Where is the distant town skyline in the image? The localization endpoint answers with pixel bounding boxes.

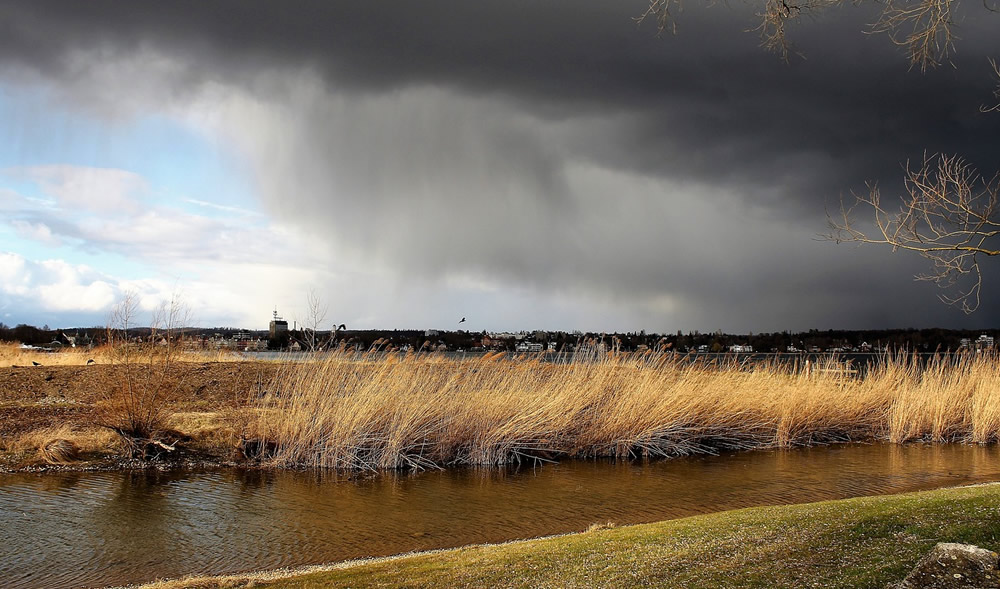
[1,1,998,333]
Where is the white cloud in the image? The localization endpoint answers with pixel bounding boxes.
[11,220,62,247]
[0,250,329,328]
[0,253,115,312]
[0,188,21,211]
[9,164,148,213]
[1,161,329,269]
[0,252,31,296]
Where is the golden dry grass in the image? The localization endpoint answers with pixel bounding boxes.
[0,342,247,367]
[167,411,236,450]
[244,350,1000,471]
[12,425,118,461]
[0,342,111,366]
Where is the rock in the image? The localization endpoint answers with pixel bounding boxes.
[889,543,1000,589]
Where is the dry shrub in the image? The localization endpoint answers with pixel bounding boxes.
[94,292,188,459]
[244,349,1000,471]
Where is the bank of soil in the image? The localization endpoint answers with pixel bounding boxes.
[0,362,281,470]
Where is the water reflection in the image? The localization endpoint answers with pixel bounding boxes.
[2,443,999,589]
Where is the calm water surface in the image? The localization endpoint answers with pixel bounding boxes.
[2,443,1000,589]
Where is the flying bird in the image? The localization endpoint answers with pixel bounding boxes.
[459,317,466,324]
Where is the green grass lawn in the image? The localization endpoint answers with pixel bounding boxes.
[148,483,1000,589]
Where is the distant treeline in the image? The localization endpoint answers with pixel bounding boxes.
[1,322,996,353]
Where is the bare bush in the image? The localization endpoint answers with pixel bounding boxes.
[95,291,190,459]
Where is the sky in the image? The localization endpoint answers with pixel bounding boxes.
[0,1,998,333]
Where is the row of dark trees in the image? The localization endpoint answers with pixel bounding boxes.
[0,323,104,346]
[2,322,996,354]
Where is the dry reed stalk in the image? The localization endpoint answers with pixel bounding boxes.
[245,349,1000,471]
[970,359,1000,443]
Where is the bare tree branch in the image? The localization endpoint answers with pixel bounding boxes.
[638,1,999,310]
[983,57,1000,112]
[639,0,969,69]
[825,154,1000,312]
[635,0,685,35]
[753,0,844,60]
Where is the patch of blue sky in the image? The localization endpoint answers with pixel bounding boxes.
[0,177,49,203]
[0,84,259,219]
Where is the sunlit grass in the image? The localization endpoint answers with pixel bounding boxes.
[245,350,1000,470]
[0,342,248,366]
[7,425,118,463]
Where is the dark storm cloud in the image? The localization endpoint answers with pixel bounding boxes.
[1,0,998,330]
[4,1,997,182]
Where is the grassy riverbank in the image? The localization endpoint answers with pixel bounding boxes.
[135,482,1000,588]
[6,348,1000,472]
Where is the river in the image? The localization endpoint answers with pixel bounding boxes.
[2,443,999,588]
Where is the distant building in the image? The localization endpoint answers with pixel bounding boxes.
[269,309,288,340]
[959,335,994,351]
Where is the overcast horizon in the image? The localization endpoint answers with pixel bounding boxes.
[1,1,998,333]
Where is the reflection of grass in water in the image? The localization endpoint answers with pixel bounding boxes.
[134,483,1000,589]
[244,350,1000,471]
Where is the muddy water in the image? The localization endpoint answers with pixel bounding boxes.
[3,443,1000,589]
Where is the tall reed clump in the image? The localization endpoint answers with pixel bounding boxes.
[243,348,1000,471]
[885,352,1000,443]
